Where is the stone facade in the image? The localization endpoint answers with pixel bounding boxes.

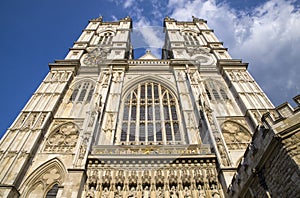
[0,16,294,198]
[228,95,300,197]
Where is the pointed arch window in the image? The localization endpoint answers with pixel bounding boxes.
[118,82,183,145]
[205,81,230,101]
[99,32,113,45]
[182,32,199,46]
[212,89,220,100]
[46,184,59,198]
[69,81,95,103]
[220,89,228,100]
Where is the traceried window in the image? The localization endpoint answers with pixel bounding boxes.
[69,81,95,103]
[99,32,113,45]
[204,80,229,101]
[118,82,183,145]
[183,32,199,46]
[46,184,59,198]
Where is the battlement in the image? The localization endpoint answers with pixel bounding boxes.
[262,94,300,128]
[228,95,300,197]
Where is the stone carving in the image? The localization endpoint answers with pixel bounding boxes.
[215,137,230,166]
[42,168,61,185]
[142,170,151,188]
[83,46,110,66]
[210,184,220,198]
[44,122,79,153]
[127,186,137,198]
[187,47,210,57]
[86,187,95,198]
[115,170,125,191]
[156,186,164,198]
[102,170,112,190]
[101,187,110,198]
[114,185,123,198]
[87,170,99,190]
[183,186,192,198]
[83,165,224,198]
[222,121,251,150]
[182,169,191,188]
[170,185,178,198]
[142,186,150,198]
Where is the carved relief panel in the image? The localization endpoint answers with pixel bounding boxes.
[83,160,224,198]
[44,122,79,153]
[221,121,251,150]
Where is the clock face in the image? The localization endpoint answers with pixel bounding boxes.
[82,47,110,66]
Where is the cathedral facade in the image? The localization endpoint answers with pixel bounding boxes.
[0,16,296,198]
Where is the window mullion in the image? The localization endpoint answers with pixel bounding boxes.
[168,94,175,143]
[159,85,166,144]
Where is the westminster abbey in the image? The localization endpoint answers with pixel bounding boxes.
[0,16,299,198]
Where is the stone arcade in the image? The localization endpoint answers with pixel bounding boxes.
[0,16,299,198]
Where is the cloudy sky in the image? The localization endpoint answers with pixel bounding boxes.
[0,0,299,137]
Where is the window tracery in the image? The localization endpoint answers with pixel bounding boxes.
[182,32,199,46]
[44,122,79,153]
[45,184,59,198]
[118,82,183,145]
[204,80,229,101]
[99,32,114,45]
[70,81,95,103]
[222,121,251,150]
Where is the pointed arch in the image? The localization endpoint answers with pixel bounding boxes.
[122,75,178,99]
[20,158,67,198]
[69,79,96,103]
[117,81,184,145]
[203,78,230,101]
[221,121,252,150]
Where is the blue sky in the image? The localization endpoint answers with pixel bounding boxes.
[0,0,300,137]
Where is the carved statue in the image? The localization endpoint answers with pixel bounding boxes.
[102,170,111,187]
[183,186,192,198]
[211,184,220,198]
[156,186,164,198]
[115,185,123,198]
[129,171,138,186]
[86,187,95,198]
[155,170,164,186]
[170,185,178,198]
[198,190,206,198]
[101,187,109,198]
[142,170,151,187]
[142,186,150,198]
[182,169,190,187]
[116,170,125,183]
[127,186,137,198]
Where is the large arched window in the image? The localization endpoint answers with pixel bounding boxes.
[118,82,183,145]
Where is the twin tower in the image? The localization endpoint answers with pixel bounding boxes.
[0,16,275,197]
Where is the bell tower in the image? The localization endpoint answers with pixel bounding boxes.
[163,16,274,187]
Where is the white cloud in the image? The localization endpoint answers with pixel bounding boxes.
[166,0,300,105]
[115,0,300,105]
[111,15,118,21]
[132,17,164,57]
[124,0,134,8]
